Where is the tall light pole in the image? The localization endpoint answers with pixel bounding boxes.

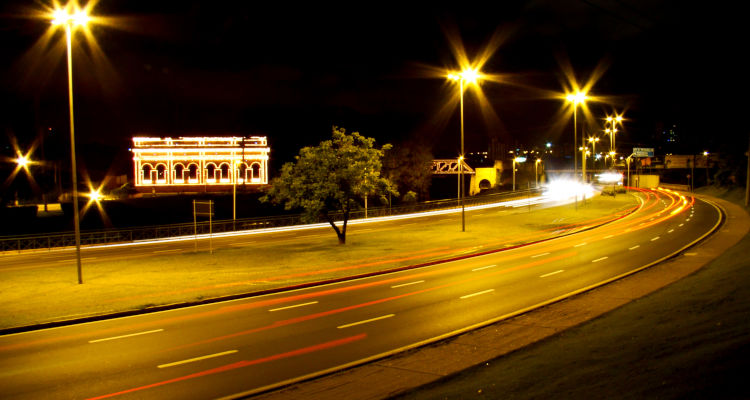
[566,91,587,210]
[535,158,541,187]
[566,92,587,181]
[580,146,589,183]
[51,4,90,284]
[605,114,623,161]
[588,137,599,171]
[703,151,710,185]
[448,68,481,232]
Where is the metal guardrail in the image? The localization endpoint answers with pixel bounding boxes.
[0,188,542,253]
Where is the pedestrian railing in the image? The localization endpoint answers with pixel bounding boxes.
[0,188,542,253]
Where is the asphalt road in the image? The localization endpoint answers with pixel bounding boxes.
[0,188,721,399]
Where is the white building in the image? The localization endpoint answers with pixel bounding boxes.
[131,136,270,192]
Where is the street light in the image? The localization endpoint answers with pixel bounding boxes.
[566,92,587,182]
[588,137,599,171]
[50,3,91,284]
[579,146,589,183]
[605,114,623,157]
[566,91,587,210]
[15,155,30,168]
[703,151,710,185]
[448,67,482,232]
[512,156,526,191]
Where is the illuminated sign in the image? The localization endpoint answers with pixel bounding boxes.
[132,136,270,190]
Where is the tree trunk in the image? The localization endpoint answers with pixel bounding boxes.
[324,212,347,244]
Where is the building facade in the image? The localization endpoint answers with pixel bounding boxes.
[131,136,270,192]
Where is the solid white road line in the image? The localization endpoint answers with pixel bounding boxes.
[337,314,395,329]
[592,257,609,263]
[268,301,319,312]
[460,289,495,299]
[158,350,238,369]
[531,252,550,258]
[629,245,640,250]
[472,264,497,271]
[540,270,564,278]
[89,329,164,343]
[391,280,425,288]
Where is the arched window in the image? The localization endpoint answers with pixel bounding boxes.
[250,163,261,182]
[187,163,199,183]
[174,163,185,184]
[238,163,248,183]
[156,164,167,183]
[219,163,230,183]
[142,164,154,184]
[206,163,217,183]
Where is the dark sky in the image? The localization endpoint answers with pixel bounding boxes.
[1,1,745,178]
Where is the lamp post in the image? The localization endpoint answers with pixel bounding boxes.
[448,68,481,232]
[535,158,541,187]
[605,114,623,160]
[703,151,710,185]
[566,92,587,181]
[580,146,589,183]
[51,4,90,284]
[588,137,599,171]
[513,156,526,191]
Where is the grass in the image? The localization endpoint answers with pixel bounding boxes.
[0,194,637,329]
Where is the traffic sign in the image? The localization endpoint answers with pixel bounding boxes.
[633,147,654,157]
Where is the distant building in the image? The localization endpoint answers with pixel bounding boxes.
[131,136,270,193]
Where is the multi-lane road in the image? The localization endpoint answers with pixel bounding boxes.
[0,188,722,399]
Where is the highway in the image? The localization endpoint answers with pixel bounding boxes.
[0,188,722,399]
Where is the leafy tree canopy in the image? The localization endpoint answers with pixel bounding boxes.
[262,127,396,244]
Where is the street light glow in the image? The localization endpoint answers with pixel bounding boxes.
[15,155,30,168]
[447,68,482,85]
[51,6,90,27]
[566,91,587,105]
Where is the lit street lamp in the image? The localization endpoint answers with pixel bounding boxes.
[605,114,623,158]
[50,3,91,284]
[566,91,587,183]
[512,156,526,191]
[703,151,710,185]
[448,67,482,232]
[588,137,599,171]
[579,146,589,183]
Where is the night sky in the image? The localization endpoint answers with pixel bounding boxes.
[0,1,744,180]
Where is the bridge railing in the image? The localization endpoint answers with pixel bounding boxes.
[0,188,541,253]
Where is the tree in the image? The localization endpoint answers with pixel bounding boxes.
[262,127,396,244]
[383,139,433,201]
